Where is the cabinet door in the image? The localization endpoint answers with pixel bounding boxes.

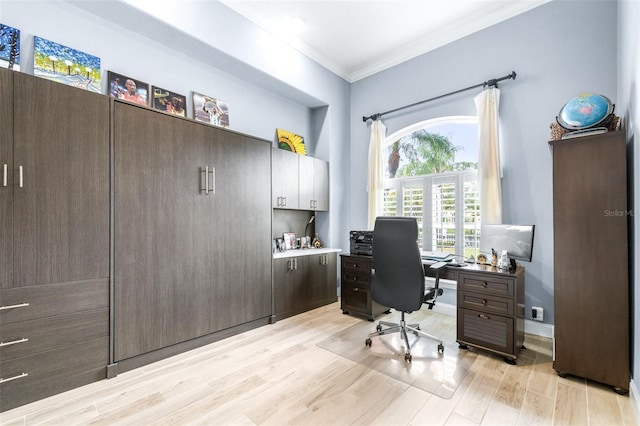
[114,103,211,360]
[298,155,314,210]
[209,130,271,331]
[0,68,13,289]
[307,253,337,307]
[273,257,305,319]
[12,72,109,288]
[272,148,299,209]
[312,158,329,211]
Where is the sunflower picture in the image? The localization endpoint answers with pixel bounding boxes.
[276,128,307,155]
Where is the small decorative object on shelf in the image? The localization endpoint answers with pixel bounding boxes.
[312,233,322,248]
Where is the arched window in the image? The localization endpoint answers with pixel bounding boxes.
[382,116,480,259]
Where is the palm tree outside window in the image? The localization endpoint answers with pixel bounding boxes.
[382,117,481,259]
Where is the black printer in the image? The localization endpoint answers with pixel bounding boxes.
[349,230,373,256]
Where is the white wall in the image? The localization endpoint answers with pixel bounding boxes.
[618,0,640,409]
[349,0,618,325]
[0,0,352,251]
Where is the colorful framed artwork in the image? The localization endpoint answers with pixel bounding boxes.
[33,36,101,93]
[192,92,229,128]
[0,24,20,70]
[107,71,149,106]
[152,86,186,117]
[276,128,307,155]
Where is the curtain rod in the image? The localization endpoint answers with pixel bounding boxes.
[362,71,517,122]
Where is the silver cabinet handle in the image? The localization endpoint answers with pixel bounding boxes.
[0,337,29,347]
[19,165,23,188]
[0,302,30,311]
[210,167,215,194]
[2,164,6,187]
[0,372,28,384]
[205,166,209,194]
[282,196,286,207]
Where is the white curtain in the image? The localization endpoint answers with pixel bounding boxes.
[474,87,502,224]
[367,119,386,229]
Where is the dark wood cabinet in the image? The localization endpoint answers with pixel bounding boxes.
[273,252,338,320]
[0,69,109,411]
[456,266,524,363]
[550,131,629,392]
[114,102,271,361]
[272,149,329,211]
[272,148,299,209]
[340,254,388,320]
[299,155,329,211]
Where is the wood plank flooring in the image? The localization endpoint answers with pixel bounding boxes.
[1,302,637,425]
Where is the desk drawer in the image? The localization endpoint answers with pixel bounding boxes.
[342,268,371,287]
[458,291,513,317]
[457,308,514,355]
[341,256,372,271]
[341,282,370,313]
[458,272,514,297]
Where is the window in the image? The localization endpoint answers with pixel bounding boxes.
[382,117,480,258]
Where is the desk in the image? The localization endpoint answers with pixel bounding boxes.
[340,254,525,363]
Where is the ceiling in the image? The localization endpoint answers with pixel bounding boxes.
[219,0,551,82]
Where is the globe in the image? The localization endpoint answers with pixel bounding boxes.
[557,93,613,130]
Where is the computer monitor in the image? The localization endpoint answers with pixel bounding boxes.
[479,224,535,263]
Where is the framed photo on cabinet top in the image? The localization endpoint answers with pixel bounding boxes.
[0,23,20,70]
[108,71,149,106]
[193,92,229,128]
[33,36,101,93]
[152,86,186,117]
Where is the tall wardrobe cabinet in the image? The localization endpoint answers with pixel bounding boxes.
[550,131,629,392]
[0,69,110,411]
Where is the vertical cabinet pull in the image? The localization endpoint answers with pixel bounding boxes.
[19,165,23,188]
[209,167,215,194]
[201,166,215,195]
[2,164,6,187]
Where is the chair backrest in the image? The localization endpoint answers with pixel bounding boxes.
[371,216,425,313]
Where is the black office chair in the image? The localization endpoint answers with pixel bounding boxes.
[365,217,444,362]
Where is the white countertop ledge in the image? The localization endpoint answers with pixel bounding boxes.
[273,248,342,259]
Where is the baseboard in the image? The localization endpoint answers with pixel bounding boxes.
[524,319,554,338]
[432,302,456,317]
[630,379,640,421]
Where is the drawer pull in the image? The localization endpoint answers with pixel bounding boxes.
[478,314,490,320]
[0,337,29,347]
[352,264,358,268]
[0,372,28,384]
[352,277,357,281]
[482,299,488,305]
[353,288,359,292]
[482,281,488,288]
[0,302,30,311]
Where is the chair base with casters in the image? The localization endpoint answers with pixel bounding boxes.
[365,259,447,362]
[365,311,444,362]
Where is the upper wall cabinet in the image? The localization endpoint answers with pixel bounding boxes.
[272,148,329,212]
[272,148,299,209]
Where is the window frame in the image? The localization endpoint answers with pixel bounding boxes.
[382,116,479,256]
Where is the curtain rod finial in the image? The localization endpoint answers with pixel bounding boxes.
[510,71,517,80]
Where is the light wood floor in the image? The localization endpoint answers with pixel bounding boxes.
[1,301,637,425]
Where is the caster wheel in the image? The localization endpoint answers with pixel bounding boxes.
[404,353,412,362]
[556,371,568,378]
[504,358,516,365]
[416,325,421,330]
[376,324,382,332]
[458,343,469,350]
[365,338,372,347]
[438,344,444,354]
